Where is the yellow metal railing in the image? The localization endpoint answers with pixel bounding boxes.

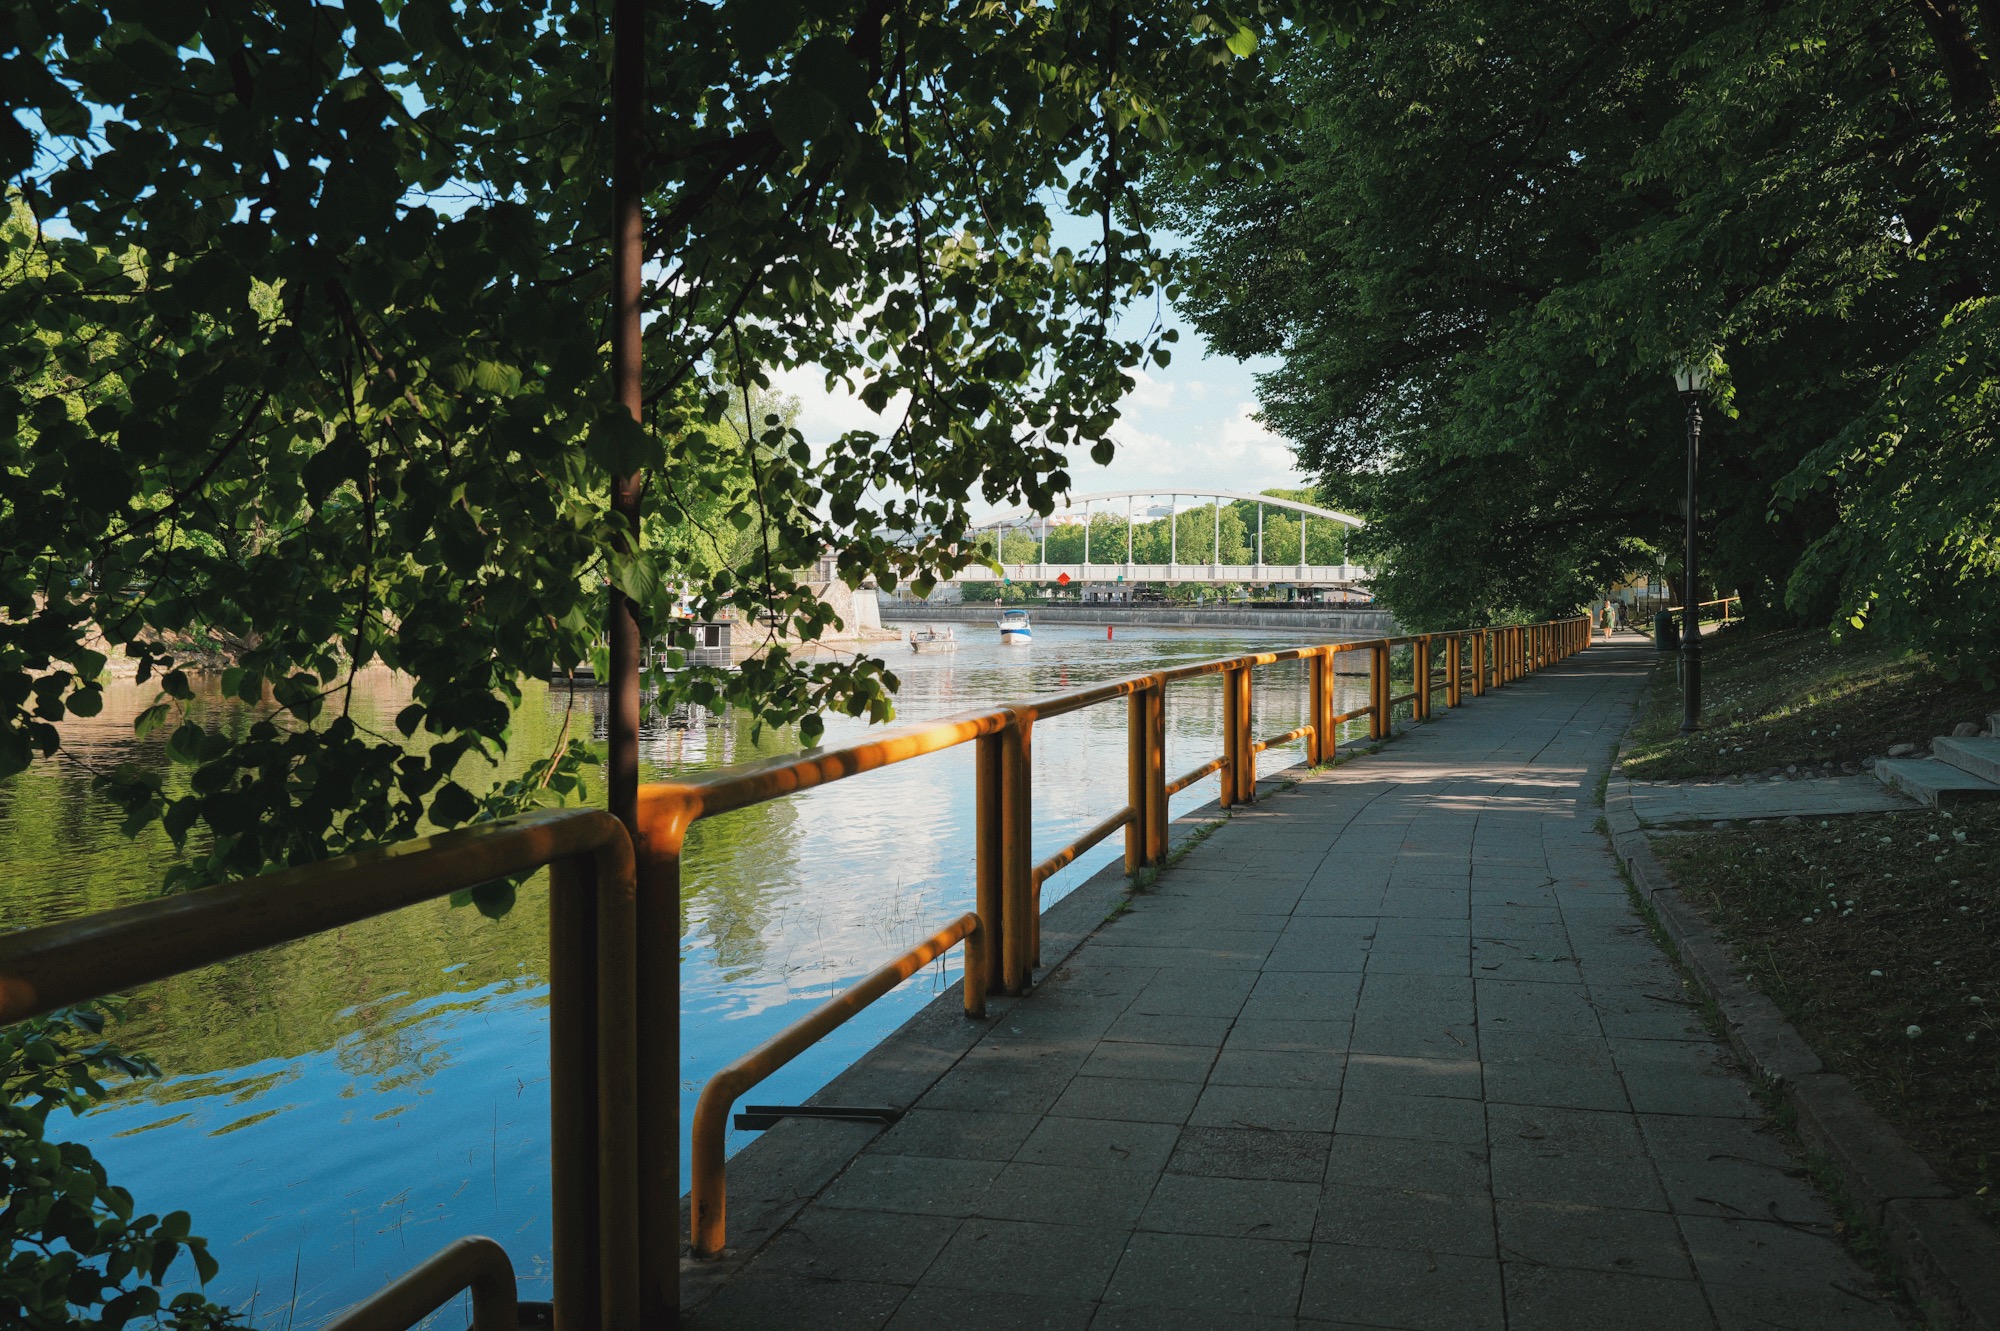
[1666,595,1741,625]
[0,612,1594,1329]
[645,613,1594,1271]
[0,807,643,1330]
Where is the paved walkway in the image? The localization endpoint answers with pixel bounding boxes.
[688,643,1903,1330]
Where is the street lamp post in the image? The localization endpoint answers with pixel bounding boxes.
[1672,361,1711,732]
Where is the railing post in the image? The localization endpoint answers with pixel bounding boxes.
[549,856,604,1330]
[1414,637,1431,721]
[1472,631,1486,697]
[1126,688,1147,873]
[1370,642,1390,739]
[1309,649,1331,764]
[1000,714,1034,993]
[975,731,1006,994]
[1446,636,1462,707]
[1220,666,1241,807]
[634,811,687,1315]
[1147,680,1168,862]
[1237,665,1256,801]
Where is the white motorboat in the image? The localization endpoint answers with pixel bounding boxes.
[908,625,958,653]
[998,608,1032,646]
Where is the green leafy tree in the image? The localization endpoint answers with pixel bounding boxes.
[1,1005,238,1329]
[0,0,1339,890]
[1157,0,2000,664]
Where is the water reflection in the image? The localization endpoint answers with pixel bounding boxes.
[2,625,1370,1324]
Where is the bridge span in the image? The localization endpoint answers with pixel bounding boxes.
[967,488,1372,587]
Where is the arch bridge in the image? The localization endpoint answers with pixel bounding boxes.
[961,488,1371,588]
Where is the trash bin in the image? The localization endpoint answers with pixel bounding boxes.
[1653,610,1680,652]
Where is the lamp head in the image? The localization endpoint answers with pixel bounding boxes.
[1672,362,1712,397]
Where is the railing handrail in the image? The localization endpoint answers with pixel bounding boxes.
[0,806,644,1331]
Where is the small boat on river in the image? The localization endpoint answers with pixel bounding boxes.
[908,625,958,653]
[998,608,1032,646]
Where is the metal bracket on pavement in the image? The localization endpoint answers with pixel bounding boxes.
[733,1104,904,1131]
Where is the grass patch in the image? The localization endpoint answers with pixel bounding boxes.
[1622,624,1993,782]
[1650,804,2000,1225]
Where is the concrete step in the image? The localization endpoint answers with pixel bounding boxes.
[1874,757,2000,808]
[1935,735,2000,784]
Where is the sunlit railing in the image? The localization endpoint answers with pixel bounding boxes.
[0,614,1592,1330]
[1665,595,1741,625]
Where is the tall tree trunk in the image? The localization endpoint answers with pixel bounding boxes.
[608,0,644,837]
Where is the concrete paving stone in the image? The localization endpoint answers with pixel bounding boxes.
[819,1153,1006,1217]
[1225,1018,1353,1053]
[1608,1039,1757,1118]
[973,1159,1160,1229]
[1498,1265,1716,1331]
[1487,1105,1669,1212]
[1346,1020,1478,1062]
[922,1217,1129,1300]
[871,1108,1042,1162]
[1244,971,1366,1021]
[1324,1132,1490,1195]
[1480,1051,1630,1114]
[884,1284,1095,1331]
[1336,1089,1488,1145]
[1470,904,1567,934]
[1299,1243,1505,1331]
[1016,1114,1182,1173]
[1050,1075,1205,1125]
[1703,1280,1907,1330]
[1168,1125,1333,1182]
[1471,886,1560,910]
[1677,1215,1873,1292]
[1079,1039,1218,1084]
[1265,939,1376,973]
[1092,1304,1302,1331]
[756,1206,960,1285]
[1314,1182,1495,1257]
[1282,915,1383,941]
[1104,1011,1235,1047]
[1129,968,1260,1017]
[1139,1172,1322,1242]
[1359,971,1475,1009]
[983,1008,1124,1048]
[1104,1231,1313,1319]
[1367,925,1472,951]
[1361,947,1471,978]
[1076,943,1272,972]
[1379,888,1471,918]
[1343,1053,1483,1100]
[1586,993,1710,1044]
[1293,894,1390,920]
[687,1273,907,1331]
[1098,926,1285,954]
[1494,1199,1694,1279]
[1191,1083,1342,1134]
[1633,1115,1834,1227]
[923,1047,1085,1116]
[1209,1047,1348,1090]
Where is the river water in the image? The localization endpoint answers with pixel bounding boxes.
[3,623,1371,1324]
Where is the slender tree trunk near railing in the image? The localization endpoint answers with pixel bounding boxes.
[607,0,644,840]
[606,0,660,1323]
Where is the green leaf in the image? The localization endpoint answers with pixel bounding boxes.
[132,704,170,741]
[1226,26,1258,57]
[429,781,478,827]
